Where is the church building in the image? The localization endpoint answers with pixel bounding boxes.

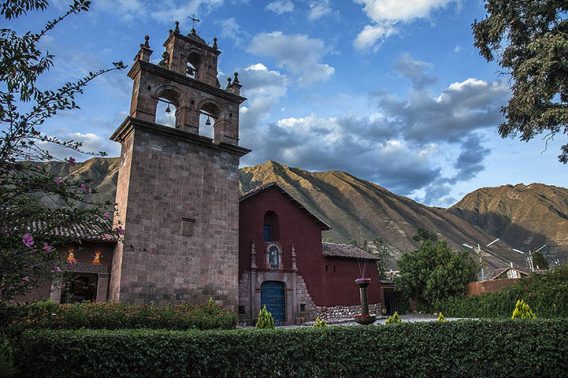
[19,24,383,325]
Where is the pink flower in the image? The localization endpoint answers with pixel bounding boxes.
[22,233,34,248]
[43,242,54,253]
[52,266,62,273]
[103,211,111,219]
[21,276,30,282]
[67,157,76,166]
[80,183,91,194]
[54,176,63,185]
[114,226,125,236]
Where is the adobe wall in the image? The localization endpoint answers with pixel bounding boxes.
[239,186,382,312]
[111,125,241,308]
[466,278,520,297]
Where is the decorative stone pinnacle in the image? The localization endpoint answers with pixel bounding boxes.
[233,72,240,84]
[143,35,150,48]
[250,241,257,269]
[213,37,218,49]
[174,21,180,33]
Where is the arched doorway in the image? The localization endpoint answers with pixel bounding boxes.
[261,281,285,325]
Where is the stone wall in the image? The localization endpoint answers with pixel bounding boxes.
[316,303,382,321]
[111,121,242,309]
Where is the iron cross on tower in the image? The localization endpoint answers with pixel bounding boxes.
[189,14,200,29]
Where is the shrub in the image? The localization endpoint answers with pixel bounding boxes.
[0,335,15,377]
[437,265,568,318]
[512,299,536,320]
[313,316,327,328]
[2,302,235,330]
[256,305,275,329]
[10,320,568,377]
[385,311,401,325]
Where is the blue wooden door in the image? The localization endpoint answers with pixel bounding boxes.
[261,281,285,325]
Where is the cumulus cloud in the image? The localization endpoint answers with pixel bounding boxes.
[248,32,335,84]
[91,0,223,23]
[354,0,459,51]
[452,134,490,182]
[236,55,506,202]
[238,63,289,132]
[41,130,121,162]
[394,53,436,90]
[242,113,438,194]
[217,18,248,47]
[265,0,295,14]
[353,24,397,51]
[376,77,509,143]
[307,0,333,20]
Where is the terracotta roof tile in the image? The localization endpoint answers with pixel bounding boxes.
[322,242,379,260]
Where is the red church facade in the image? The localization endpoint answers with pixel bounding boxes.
[238,183,382,325]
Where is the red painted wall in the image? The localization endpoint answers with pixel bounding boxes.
[239,186,381,306]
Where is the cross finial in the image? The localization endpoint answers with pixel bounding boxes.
[189,14,200,29]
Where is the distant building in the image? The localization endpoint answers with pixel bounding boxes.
[18,24,383,325]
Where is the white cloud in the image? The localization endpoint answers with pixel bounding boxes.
[248,32,335,84]
[354,24,397,51]
[354,0,458,51]
[376,77,509,143]
[266,0,295,14]
[93,0,224,23]
[238,63,289,131]
[151,0,224,23]
[217,18,248,47]
[242,114,438,194]
[307,0,332,20]
[355,0,455,22]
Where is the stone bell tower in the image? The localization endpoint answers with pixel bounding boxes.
[109,22,249,308]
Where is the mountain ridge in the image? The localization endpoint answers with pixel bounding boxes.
[40,157,567,270]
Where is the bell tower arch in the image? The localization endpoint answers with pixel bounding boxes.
[109,23,249,309]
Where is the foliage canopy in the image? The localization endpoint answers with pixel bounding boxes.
[395,239,478,309]
[473,0,568,162]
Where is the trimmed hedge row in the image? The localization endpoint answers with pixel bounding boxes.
[437,265,568,318]
[1,301,235,330]
[12,320,568,377]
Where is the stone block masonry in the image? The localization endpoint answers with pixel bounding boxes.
[110,119,244,309]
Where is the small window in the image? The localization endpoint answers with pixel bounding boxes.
[238,306,246,315]
[181,218,195,236]
[325,265,328,272]
[263,211,279,241]
[300,304,306,312]
[263,224,272,241]
[333,266,336,273]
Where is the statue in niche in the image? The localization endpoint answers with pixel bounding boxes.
[268,246,279,268]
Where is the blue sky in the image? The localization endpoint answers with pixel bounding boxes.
[12,0,565,206]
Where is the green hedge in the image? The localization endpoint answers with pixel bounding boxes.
[437,265,568,318]
[12,320,568,377]
[2,301,235,330]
